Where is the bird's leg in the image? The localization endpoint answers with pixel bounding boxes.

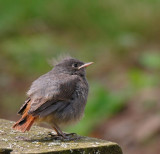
[48,123,65,140]
[52,123,66,137]
[49,123,80,141]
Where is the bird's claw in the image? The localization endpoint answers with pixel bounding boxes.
[48,132,81,141]
[63,132,77,136]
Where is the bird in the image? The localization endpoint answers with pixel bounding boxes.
[12,56,93,140]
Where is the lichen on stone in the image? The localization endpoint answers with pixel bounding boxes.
[0,119,123,154]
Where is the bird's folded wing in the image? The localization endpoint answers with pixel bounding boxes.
[25,73,79,116]
[18,98,31,115]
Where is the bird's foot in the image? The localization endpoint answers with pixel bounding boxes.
[63,132,81,141]
[48,132,81,141]
[48,132,64,140]
[63,132,77,136]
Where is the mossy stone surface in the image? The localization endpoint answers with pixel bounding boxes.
[0,119,122,154]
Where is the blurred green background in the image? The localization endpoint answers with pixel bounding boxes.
[0,0,160,154]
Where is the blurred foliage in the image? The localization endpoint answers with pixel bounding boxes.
[140,52,160,70]
[67,83,128,135]
[0,0,160,136]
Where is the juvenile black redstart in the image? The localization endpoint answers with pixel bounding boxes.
[13,57,93,140]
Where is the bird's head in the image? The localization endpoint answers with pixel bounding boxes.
[54,57,93,77]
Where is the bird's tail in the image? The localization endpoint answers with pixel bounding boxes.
[12,101,37,132]
[12,115,36,132]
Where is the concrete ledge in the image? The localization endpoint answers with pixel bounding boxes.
[0,119,122,154]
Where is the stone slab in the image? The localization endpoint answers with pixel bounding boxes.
[0,119,122,154]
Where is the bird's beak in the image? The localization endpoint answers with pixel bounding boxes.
[78,62,94,69]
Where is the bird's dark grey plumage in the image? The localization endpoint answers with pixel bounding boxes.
[14,57,93,139]
[27,57,88,123]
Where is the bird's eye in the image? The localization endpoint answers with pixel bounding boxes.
[72,63,78,68]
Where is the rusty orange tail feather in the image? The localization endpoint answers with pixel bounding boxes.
[12,101,37,132]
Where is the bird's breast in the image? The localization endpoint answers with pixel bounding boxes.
[39,78,89,126]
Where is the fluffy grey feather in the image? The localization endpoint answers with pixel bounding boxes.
[20,57,89,125]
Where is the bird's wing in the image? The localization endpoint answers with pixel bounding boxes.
[26,73,79,116]
[17,98,31,115]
